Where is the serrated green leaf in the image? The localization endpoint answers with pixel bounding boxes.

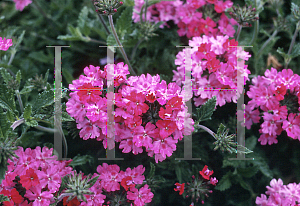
[195,96,216,123]
[0,85,16,112]
[23,104,32,121]
[14,30,25,50]
[25,120,38,127]
[57,34,82,41]
[231,145,253,154]
[107,34,118,46]
[237,166,259,178]
[214,171,232,191]
[62,112,74,122]
[16,70,21,85]
[77,6,91,36]
[148,162,156,179]
[87,176,99,189]
[116,7,133,36]
[5,110,15,123]
[0,67,14,85]
[290,43,300,58]
[277,47,288,58]
[31,89,54,113]
[28,51,51,63]
[68,154,93,167]
[19,85,34,94]
[245,136,257,151]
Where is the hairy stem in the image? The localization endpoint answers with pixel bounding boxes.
[34,125,56,133]
[108,15,137,76]
[196,124,217,140]
[130,38,144,60]
[235,24,242,42]
[15,90,24,113]
[285,23,300,69]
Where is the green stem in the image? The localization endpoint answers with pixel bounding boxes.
[130,38,144,60]
[34,125,56,133]
[108,15,137,76]
[15,90,24,113]
[87,37,107,45]
[196,124,217,140]
[285,24,300,69]
[235,24,242,42]
[144,0,148,23]
[250,20,259,45]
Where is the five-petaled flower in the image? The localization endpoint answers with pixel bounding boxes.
[200,165,214,180]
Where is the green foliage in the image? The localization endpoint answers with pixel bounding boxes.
[193,96,216,132]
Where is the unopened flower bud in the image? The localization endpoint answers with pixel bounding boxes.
[192,175,195,180]
[252,8,256,12]
[186,195,189,198]
[209,190,213,193]
[114,8,117,12]
[187,182,190,185]
[201,200,204,204]
[119,1,123,5]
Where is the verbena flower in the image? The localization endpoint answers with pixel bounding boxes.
[244,68,300,145]
[256,178,300,206]
[0,37,13,51]
[67,63,194,163]
[173,35,251,107]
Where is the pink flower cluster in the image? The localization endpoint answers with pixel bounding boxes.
[0,37,13,51]
[13,0,32,11]
[172,35,251,107]
[240,68,300,145]
[256,178,300,206]
[0,146,73,206]
[132,0,182,28]
[80,163,154,206]
[66,62,194,163]
[132,0,237,37]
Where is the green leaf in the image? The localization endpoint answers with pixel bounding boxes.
[68,154,93,167]
[107,34,118,46]
[0,85,16,112]
[237,166,259,178]
[57,34,82,41]
[28,51,51,63]
[290,43,300,58]
[214,171,233,191]
[23,104,32,121]
[175,165,182,183]
[77,6,91,36]
[277,47,288,59]
[19,85,34,94]
[25,120,38,127]
[62,112,74,122]
[16,70,21,85]
[194,96,216,123]
[0,67,14,85]
[0,194,10,202]
[148,162,156,179]
[87,176,99,188]
[31,89,54,113]
[14,30,25,50]
[116,7,133,36]
[233,145,253,154]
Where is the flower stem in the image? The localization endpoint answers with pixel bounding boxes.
[196,124,217,140]
[31,0,57,30]
[130,38,144,60]
[34,125,56,133]
[250,0,259,45]
[108,15,137,76]
[235,24,242,42]
[15,90,24,113]
[285,23,300,69]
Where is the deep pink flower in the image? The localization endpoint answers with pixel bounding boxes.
[156,120,177,138]
[20,168,39,190]
[199,165,214,180]
[0,37,13,51]
[127,185,154,206]
[282,113,300,139]
[174,183,185,195]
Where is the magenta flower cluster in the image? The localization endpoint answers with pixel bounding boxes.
[172,35,251,107]
[0,146,73,206]
[240,68,300,145]
[256,178,300,206]
[0,37,13,51]
[66,62,194,163]
[82,163,154,206]
[132,0,237,38]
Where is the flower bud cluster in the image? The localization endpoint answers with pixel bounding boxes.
[94,0,123,15]
[228,4,259,27]
[174,165,218,205]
